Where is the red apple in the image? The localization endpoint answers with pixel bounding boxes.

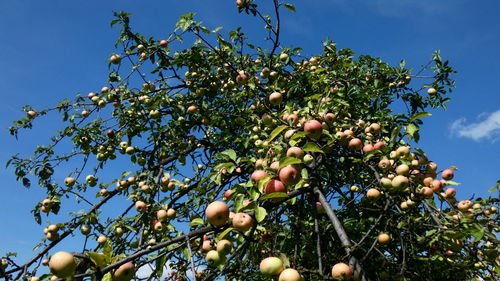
[304,120,323,139]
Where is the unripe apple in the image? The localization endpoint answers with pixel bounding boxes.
[427,87,437,95]
[135,201,147,213]
[279,165,301,185]
[49,251,76,278]
[260,257,284,276]
[304,120,323,139]
[232,212,254,232]
[378,233,391,244]
[303,154,314,164]
[392,175,409,190]
[278,268,303,281]
[216,239,232,254]
[380,178,392,189]
[269,92,283,105]
[206,250,224,266]
[80,224,91,235]
[205,201,230,226]
[46,232,59,241]
[366,188,381,199]
[286,146,304,159]
[331,262,352,280]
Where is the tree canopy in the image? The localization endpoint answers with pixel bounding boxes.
[2,1,498,281]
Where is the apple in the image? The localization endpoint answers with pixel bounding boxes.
[315,202,325,214]
[270,161,280,171]
[457,200,472,211]
[97,235,107,244]
[420,187,434,198]
[362,144,374,153]
[304,120,323,139]
[206,250,224,266]
[287,114,299,125]
[166,208,176,219]
[27,110,37,119]
[216,239,232,254]
[431,180,442,192]
[366,188,381,199]
[427,87,437,95]
[269,92,283,105]
[47,224,58,232]
[279,165,301,185]
[441,169,454,180]
[46,232,59,241]
[232,212,254,232]
[49,251,76,278]
[331,262,352,280]
[278,268,303,281]
[223,189,233,200]
[260,257,284,276]
[205,201,230,226]
[236,72,248,85]
[115,227,124,236]
[135,201,147,213]
[112,262,135,281]
[80,224,91,235]
[110,54,121,64]
[324,113,337,122]
[423,177,433,187]
[286,146,304,159]
[378,159,391,170]
[391,175,409,190]
[202,240,212,251]
[395,164,410,176]
[373,141,385,150]
[251,170,269,183]
[187,105,198,114]
[159,40,168,48]
[303,154,314,164]
[64,177,76,187]
[378,233,391,244]
[284,129,296,140]
[155,210,168,222]
[264,179,287,194]
[235,0,249,8]
[380,178,392,189]
[348,138,362,150]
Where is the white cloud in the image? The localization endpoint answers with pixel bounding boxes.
[450,110,500,142]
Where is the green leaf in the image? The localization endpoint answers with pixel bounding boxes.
[217,227,234,240]
[260,192,289,200]
[278,253,290,268]
[302,142,324,153]
[101,273,112,281]
[279,157,302,168]
[405,124,419,139]
[409,112,432,122]
[190,218,205,226]
[86,252,108,268]
[445,181,460,186]
[220,149,237,161]
[283,3,296,12]
[255,206,267,223]
[267,125,288,142]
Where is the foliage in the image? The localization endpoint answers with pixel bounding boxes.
[2,1,498,281]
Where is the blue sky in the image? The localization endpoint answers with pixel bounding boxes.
[1,0,499,272]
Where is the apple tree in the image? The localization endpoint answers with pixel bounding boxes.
[2,1,499,281]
